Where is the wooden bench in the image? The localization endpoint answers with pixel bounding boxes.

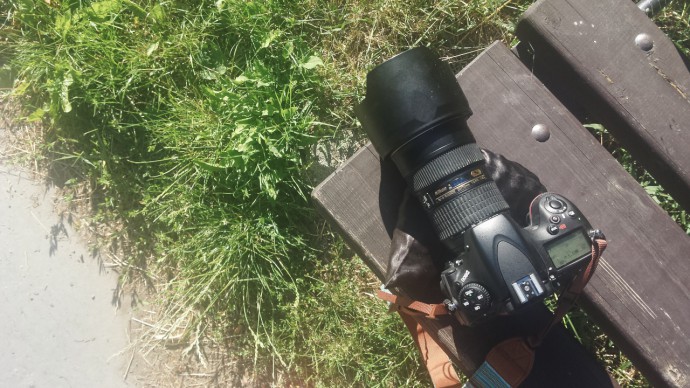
[313,0,690,386]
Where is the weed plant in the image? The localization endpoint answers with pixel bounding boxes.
[3,0,688,386]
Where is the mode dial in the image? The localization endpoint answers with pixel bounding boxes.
[458,283,491,313]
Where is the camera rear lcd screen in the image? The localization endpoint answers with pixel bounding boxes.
[546,230,591,268]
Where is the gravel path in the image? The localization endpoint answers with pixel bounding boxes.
[1,125,136,386]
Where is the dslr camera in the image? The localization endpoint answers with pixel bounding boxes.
[355,48,600,326]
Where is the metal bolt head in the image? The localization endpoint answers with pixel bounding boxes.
[635,33,654,51]
[531,124,550,142]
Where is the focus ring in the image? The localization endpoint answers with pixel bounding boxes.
[431,182,509,240]
[412,143,484,192]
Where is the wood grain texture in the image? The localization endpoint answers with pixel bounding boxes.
[460,42,690,388]
[516,0,690,214]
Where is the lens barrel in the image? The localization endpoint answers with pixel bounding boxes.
[412,143,509,241]
[356,48,509,243]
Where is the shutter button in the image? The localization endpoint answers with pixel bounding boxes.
[547,199,566,213]
[549,200,563,209]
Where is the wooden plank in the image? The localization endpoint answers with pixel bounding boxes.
[312,145,391,280]
[515,0,690,213]
[312,43,619,386]
[459,42,690,388]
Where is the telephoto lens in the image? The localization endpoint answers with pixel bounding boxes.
[355,47,510,253]
[356,48,599,326]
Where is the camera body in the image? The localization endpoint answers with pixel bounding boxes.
[355,47,600,326]
[440,193,595,326]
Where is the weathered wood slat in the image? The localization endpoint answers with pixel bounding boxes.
[460,42,690,388]
[515,0,690,213]
[313,42,625,386]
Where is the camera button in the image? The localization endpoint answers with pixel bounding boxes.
[549,215,560,223]
[548,225,559,235]
[459,283,491,312]
[567,210,576,217]
[547,199,567,213]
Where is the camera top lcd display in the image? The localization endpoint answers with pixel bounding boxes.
[545,229,591,268]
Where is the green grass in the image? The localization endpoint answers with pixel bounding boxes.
[2,0,688,386]
[655,0,690,57]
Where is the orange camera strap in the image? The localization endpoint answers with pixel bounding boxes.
[376,237,607,387]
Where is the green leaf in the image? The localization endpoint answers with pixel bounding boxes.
[200,69,216,80]
[26,108,46,122]
[200,65,227,80]
[121,0,147,18]
[61,73,74,113]
[299,56,323,70]
[146,41,159,57]
[149,4,165,22]
[90,0,122,18]
[268,145,282,158]
[55,12,72,36]
[283,41,294,59]
[234,75,249,84]
[260,174,278,200]
[261,30,281,49]
[215,65,227,76]
[645,185,661,196]
[194,159,231,172]
[11,81,29,96]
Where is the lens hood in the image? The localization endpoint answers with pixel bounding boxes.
[355,47,473,159]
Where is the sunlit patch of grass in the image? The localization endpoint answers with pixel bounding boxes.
[654,0,690,57]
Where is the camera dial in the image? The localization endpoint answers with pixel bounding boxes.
[458,283,491,312]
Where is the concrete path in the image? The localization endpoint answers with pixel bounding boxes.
[0,161,135,386]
